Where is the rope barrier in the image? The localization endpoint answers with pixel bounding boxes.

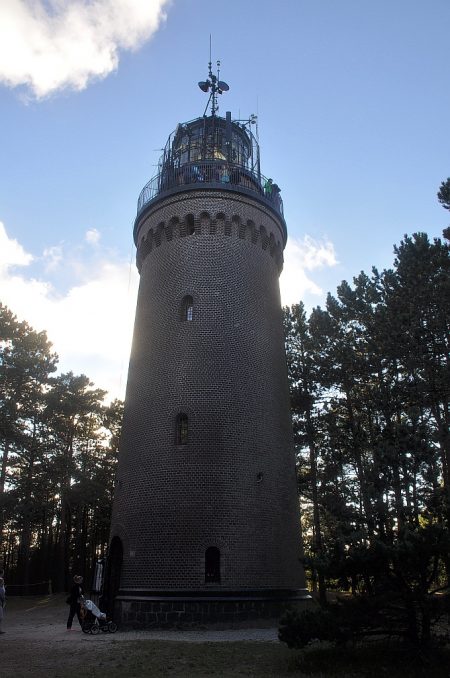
[6,581,49,587]
[5,580,52,595]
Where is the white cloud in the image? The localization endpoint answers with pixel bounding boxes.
[42,245,63,271]
[0,222,34,269]
[0,221,138,400]
[0,0,170,99]
[85,228,100,245]
[280,235,338,307]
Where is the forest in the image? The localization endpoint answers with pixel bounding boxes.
[281,225,450,647]
[0,209,449,603]
[0,306,122,593]
[285,229,449,597]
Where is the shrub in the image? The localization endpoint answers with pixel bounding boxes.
[279,593,450,651]
[278,607,337,649]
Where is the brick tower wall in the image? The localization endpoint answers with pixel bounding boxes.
[110,188,305,598]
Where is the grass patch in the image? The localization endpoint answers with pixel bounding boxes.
[63,640,293,678]
[5,638,450,677]
[288,643,450,677]
[78,640,450,678]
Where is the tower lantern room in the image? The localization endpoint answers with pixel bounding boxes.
[136,109,283,232]
[171,112,253,166]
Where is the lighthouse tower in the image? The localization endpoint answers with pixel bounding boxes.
[107,63,308,625]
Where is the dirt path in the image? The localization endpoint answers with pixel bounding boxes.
[0,595,280,677]
[2,593,279,643]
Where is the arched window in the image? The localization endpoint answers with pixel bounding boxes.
[205,547,221,583]
[175,413,188,445]
[186,214,195,235]
[180,295,193,321]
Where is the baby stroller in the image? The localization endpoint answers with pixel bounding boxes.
[80,597,117,634]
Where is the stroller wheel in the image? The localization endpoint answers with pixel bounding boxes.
[82,623,91,634]
[91,624,100,635]
[108,622,118,633]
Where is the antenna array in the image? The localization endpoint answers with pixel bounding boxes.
[198,50,229,117]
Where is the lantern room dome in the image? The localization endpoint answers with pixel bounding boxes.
[136,112,284,228]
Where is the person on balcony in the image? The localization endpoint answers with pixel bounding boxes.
[272,182,281,207]
[230,166,241,185]
[220,166,230,183]
[264,178,273,196]
[191,165,204,182]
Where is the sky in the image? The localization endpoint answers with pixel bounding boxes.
[1,0,449,401]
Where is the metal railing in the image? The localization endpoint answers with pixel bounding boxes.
[136,161,284,218]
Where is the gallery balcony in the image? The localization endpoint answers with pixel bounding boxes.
[136,160,284,220]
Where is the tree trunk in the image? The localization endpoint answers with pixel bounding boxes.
[305,408,326,605]
[0,440,10,550]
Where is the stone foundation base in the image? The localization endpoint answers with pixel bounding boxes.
[114,590,311,628]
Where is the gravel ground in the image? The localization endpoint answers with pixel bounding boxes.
[1,593,279,644]
[0,594,281,677]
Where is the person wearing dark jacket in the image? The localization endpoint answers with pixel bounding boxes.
[66,575,84,630]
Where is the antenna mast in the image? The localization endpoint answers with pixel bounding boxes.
[198,40,229,117]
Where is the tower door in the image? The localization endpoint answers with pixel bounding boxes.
[205,547,221,583]
[104,536,123,618]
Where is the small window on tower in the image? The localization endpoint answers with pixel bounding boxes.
[205,547,221,583]
[180,295,194,321]
[186,214,195,235]
[176,413,188,445]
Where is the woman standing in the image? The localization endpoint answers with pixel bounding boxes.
[66,575,84,630]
